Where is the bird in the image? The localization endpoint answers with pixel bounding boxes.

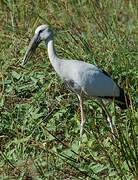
[22,24,130,137]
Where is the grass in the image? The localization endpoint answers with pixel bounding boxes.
[0,0,138,179]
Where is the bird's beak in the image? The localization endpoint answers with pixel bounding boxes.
[22,33,41,65]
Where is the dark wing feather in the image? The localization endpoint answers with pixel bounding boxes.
[101,69,111,78]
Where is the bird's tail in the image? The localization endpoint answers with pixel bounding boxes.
[115,87,130,109]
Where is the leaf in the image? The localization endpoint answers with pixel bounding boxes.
[90,164,107,173]
[51,146,57,152]
[71,141,80,152]
[12,70,20,80]
[0,96,4,107]
[82,133,88,143]
[48,133,55,141]
[30,108,43,120]
[13,136,31,144]
[62,148,74,157]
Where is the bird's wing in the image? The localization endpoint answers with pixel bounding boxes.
[81,68,120,97]
[59,59,119,97]
[59,60,97,94]
[59,59,98,80]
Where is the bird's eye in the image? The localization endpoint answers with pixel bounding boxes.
[39,29,44,34]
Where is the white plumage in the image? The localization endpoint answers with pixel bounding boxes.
[57,60,120,97]
[23,24,129,137]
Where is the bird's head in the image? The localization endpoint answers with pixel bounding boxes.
[35,24,52,41]
[22,24,52,65]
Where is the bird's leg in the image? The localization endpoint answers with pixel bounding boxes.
[77,95,85,138]
[97,99,115,139]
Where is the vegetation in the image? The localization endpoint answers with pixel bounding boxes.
[0,0,138,179]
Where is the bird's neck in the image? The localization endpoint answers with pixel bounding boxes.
[46,37,60,74]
